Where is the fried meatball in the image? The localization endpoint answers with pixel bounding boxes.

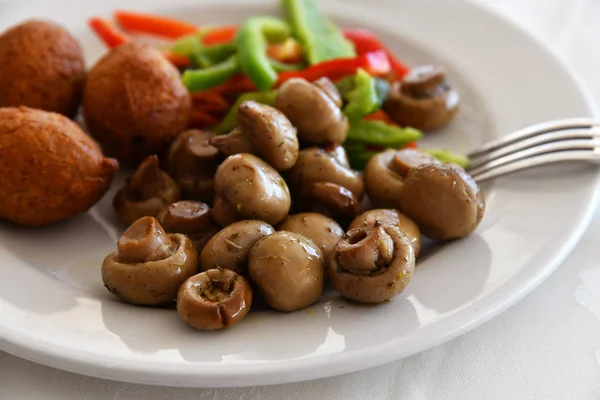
[0,107,119,226]
[0,20,85,118]
[83,42,192,165]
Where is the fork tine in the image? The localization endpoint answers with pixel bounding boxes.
[469,128,600,169]
[467,118,600,158]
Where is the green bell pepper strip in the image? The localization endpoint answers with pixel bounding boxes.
[347,119,423,147]
[211,90,278,134]
[171,31,206,56]
[343,69,380,119]
[182,55,240,93]
[282,0,355,64]
[337,74,391,105]
[422,148,471,169]
[269,57,306,72]
[235,17,291,91]
[190,43,237,68]
[343,140,379,170]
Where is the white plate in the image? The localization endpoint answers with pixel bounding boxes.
[0,0,598,388]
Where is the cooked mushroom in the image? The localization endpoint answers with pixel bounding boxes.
[288,147,365,199]
[399,163,485,240]
[157,200,220,254]
[275,78,348,145]
[385,65,459,131]
[313,77,343,108]
[113,155,181,225]
[295,182,361,226]
[212,153,291,226]
[349,209,422,257]
[101,216,198,306]
[200,220,275,274]
[166,129,221,202]
[211,101,299,171]
[177,268,252,330]
[278,212,344,259]
[249,231,324,312]
[364,148,439,208]
[328,223,415,304]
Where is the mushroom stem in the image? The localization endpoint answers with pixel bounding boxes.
[198,271,236,302]
[211,127,255,156]
[128,155,165,199]
[336,224,394,275]
[117,216,175,263]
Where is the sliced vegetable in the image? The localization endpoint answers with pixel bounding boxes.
[191,109,220,128]
[114,10,199,39]
[269,58,305,72]
[282,0,355,64]
[347,119,423,147]
[344,29,409,80]
[267,37,304,63]
[190,43,237,68]
[363,109,396,125]
[183,55,240,92]
[344,140,380,170]
[202,26,238,45]
[171,32,206,56]
[211,90,278,134]
[422,148,471,169]
[343,69,380,119]
[235,17,291,91]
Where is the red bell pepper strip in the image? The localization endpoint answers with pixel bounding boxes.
[343,29,409,80]
[202,26,238,45]
[191,109,220,127]
[88,17,191,68]
[363,109,397,125]
[113,10,199,39]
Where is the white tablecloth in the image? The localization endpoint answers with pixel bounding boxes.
[3,0,600,398]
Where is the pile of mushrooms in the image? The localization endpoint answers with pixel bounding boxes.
[102,72,485,331]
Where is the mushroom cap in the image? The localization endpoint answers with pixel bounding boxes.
[212,153,291,226]
[200,220,275,274]
[275,78,348,145]
[398,163,485,240]
[328,224,415,304]
[113,155,181,225]
[295,182,361,226]
[101,217,198,306]
[278,212,344,259]
[349,208,422,257]
[177,268,253,330]
[288,147,365,199]
[249,231,324,312]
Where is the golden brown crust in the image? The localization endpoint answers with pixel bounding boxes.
[0,107,119,226]
[0,20,85,118]
[83,42,191,164]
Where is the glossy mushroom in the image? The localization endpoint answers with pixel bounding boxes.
[328,223,415,304]
[166,129,221,202]
[278,212,344,259]
[385,65,460,131]
[200,220,275,274]
[275,78,349,145]
[177,268,252,330]
[349,209,422,257]
[295,182,361,226]
[101,216,198,306]
[399,163,485,240]
[288,147,365,199]
[157,200,220,254]
[113,155,181,225]
[249,231,324,312]
[211,101,299,171]
[364,148,439,208]
[212,153,291,226]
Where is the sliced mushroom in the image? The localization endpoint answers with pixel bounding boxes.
[275,78,349,145]
[212,153,291,226]
[295,182,361,226]
[328,223,415,304]
[385,65,459,131]
[101,216,198,306]
[249,231,324,312]
[278,212,344,259]
[113,155,181,225]
[157,200,220,254]
[166,129,221,202]
[288,147,365,199]
[349,209,422,257]
[177,268,252,330]
[364,149,439,208]
[399,163,485,240]
[211,101,299,171]
[200,220,275,274]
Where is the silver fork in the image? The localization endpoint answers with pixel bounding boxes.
[466,118,600,182]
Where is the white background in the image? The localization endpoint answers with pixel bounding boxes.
[2,0,600,398]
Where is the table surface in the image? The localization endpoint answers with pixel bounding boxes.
[2,0,600,399]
